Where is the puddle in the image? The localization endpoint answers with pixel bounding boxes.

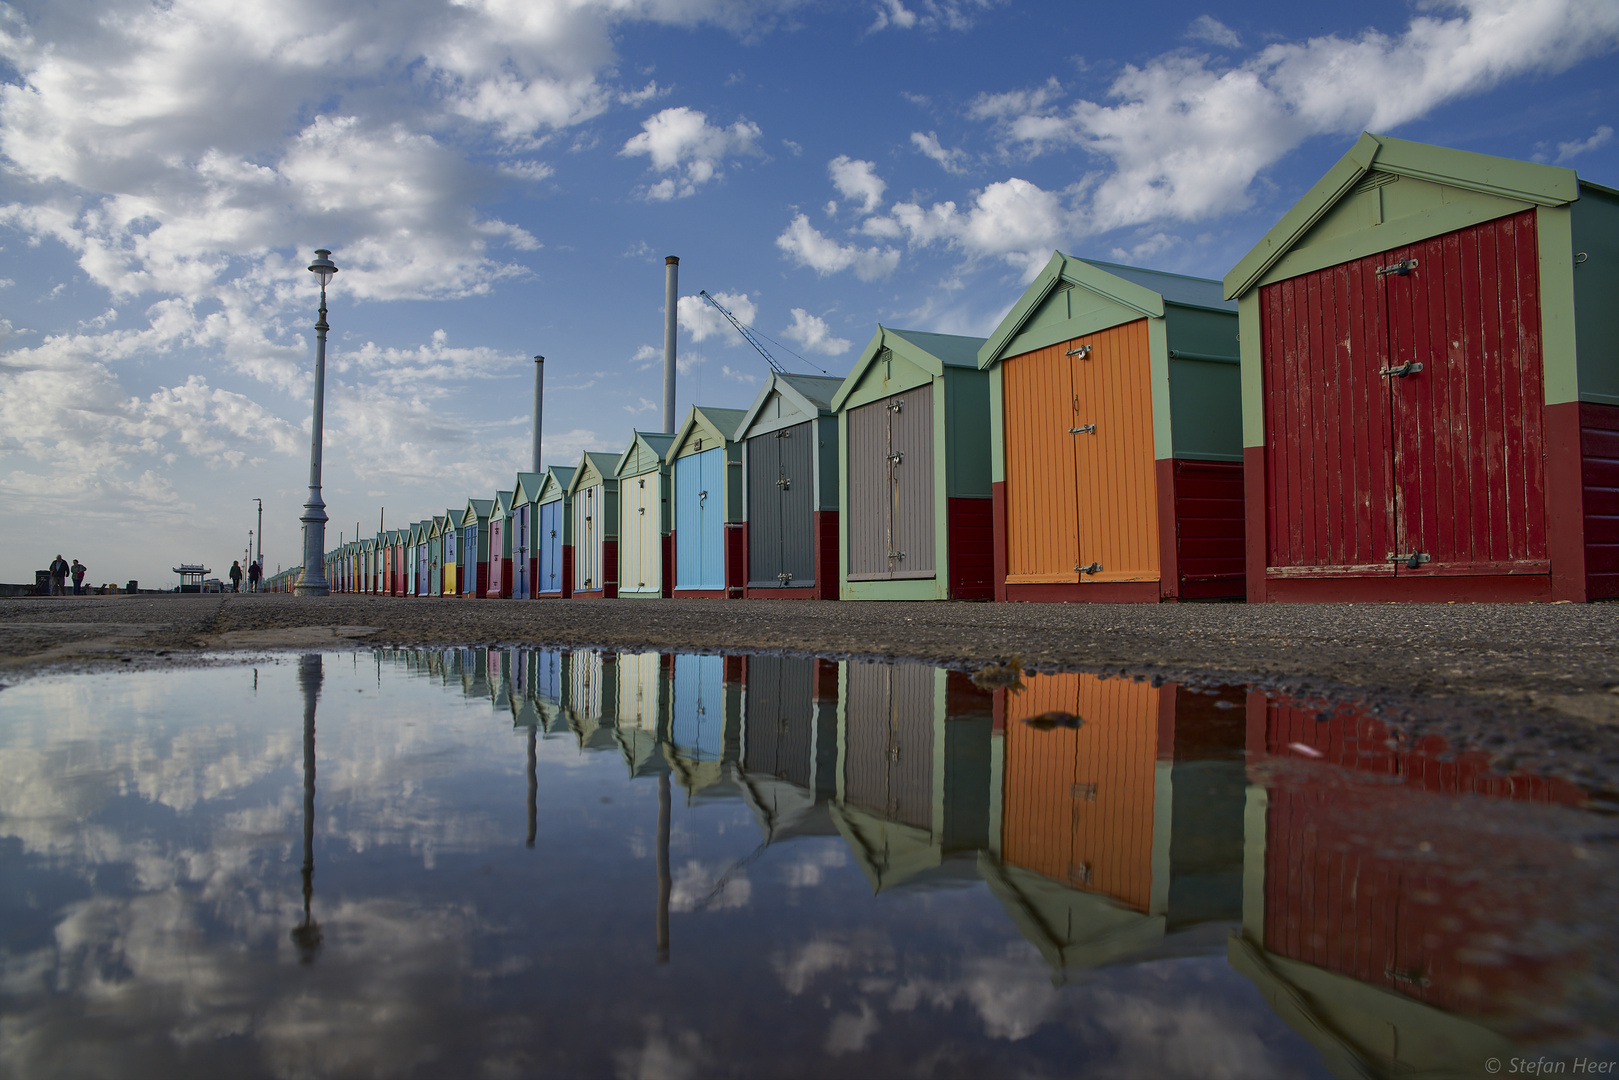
[0,649,1614,1079]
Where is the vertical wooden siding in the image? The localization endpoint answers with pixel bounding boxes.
[1173,459,1246,597]
[846,399,890,579]
[847,385,936,581]
[538,502,562,594]
[743,655,815,788]
[671,653,725,760]
[1003,320,1158,583]
[1584,403,1619,598]
[1001,672,1158,912]
[747,423,818,587]
[575,485,600,591]
[747,434,781,587]
[1261,211,1547,576]
[844,662,934,830]
[674,454,703,589]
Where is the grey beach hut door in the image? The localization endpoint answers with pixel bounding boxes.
[847,384,935,581]
[747,421,816,588]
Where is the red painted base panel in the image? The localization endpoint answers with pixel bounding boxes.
[1003,581,1162,603]
[1261,574,1552,603]
[673,589,729,599]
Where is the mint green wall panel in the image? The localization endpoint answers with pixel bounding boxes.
[1573,185,1619,405]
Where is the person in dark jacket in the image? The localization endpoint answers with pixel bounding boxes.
[70,559,86,595]
[229,560,244,593]
[48,555,68,596]
[248,560,262,592]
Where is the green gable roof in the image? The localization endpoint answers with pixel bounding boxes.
[512,471,545,508]
[615,430,676,478]
[832,326,987,411]
[462,499,493,527]
[668,405,748,460]
[538,465,576,504]
[733,371,844,439]
[1224,132,1580,300]
[567,451,620,495]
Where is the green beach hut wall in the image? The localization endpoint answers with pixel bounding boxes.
[832,328,994,601]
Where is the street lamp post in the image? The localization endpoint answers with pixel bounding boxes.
[295,249,338,596]
[254,498,263,573]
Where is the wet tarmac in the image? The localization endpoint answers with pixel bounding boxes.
[0,646,1614,1079]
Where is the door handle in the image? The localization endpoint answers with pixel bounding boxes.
[1379,362,1424,378]
[1075,562,1102,575]
[1069,424,1096,435]
[1387,552,1430,569]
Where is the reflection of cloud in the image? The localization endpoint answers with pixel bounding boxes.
[781,846,847,888]
[772,932,894,995]
[824,1000,879,1055]
[613,1018,710,1080]
[669,859,751,911]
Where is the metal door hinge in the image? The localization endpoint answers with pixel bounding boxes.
[1069,424,1096,435]
[1379,361,1423,378]
[886,399,904,412]
[638,507,645,515]
[1076,561,1103,575]
[1387,552,1431,569]
[1376,258,1418,277]
[1066,344,1092,359]
[698,490,708,502]
[888,550,905,560]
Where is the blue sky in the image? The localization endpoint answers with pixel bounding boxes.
[1,0,1615,585]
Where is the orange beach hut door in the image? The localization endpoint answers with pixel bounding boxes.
[1003,321,1158,584]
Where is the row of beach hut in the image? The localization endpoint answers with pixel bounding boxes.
[322,134,1618,603]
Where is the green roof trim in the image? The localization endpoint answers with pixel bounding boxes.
[977,251,1174,368]
[512,471,546,508]
[832,326,988,411]
[733,371,843,440]
[538,465,576,504]
[566,451,620,495]
[667,405,748,460]
[1224,132,1580,300]
[614,430,677,478]
[461,499,493,528]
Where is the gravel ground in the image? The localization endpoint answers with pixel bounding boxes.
[4,593,1618,792]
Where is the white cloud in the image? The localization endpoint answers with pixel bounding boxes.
[775,215,900,281]
[968,77,1064,121]
[1556,124,1614,163]
[828,155,887,214]
[868,0,992,33]
[910,131,967,173]
[781,309,852,356]
[669,859,751,911]
[1186,15,1241,49]
[632,343,660,370]
[621,106,762,199]
[720,365,759,384]
[676,291,756,343]
[981,0,1619,232]
[874,177,1077,278]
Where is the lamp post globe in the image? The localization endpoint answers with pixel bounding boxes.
[295,249,338,596]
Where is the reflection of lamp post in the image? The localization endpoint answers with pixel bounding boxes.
[295,249,339,596]
[526,723,538,848]
[656,772,671,964]
[292,653,324,962]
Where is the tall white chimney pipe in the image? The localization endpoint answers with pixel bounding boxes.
[532,355,544,474]
[663,256,678,434]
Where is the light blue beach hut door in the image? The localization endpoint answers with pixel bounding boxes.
[538,502,562,594]
[675,449,725,591]
[671,653,725,761]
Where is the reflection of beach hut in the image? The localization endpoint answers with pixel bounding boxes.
[1230,695,1587,1074]
[511,472,544,600]
[535,466,576,598]
[831,661,993,891]
[735,656,842,841]
[832,329,994,601]
[568,452,621,598]
[734,373,844,599]
[978,253,1244,602]
[1224,133,1619,602]
[666,653,742,798]
[616,431,676,599]
[983,675,1246,979]
[615,651,669,776]
[666,406,747,598]
[566,649,620,751]
[461,499,493,598]
[488,490,514,599]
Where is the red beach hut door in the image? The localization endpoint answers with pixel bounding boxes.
[1380,211,1548,577]
[1260,211,1547,581]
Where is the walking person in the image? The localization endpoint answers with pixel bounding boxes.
[48,554,68,596]
[248,559,262,593]
[229,560,244,593]
[70,559,86,596]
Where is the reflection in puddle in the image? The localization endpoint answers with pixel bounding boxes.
[0,649,1612,1078]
